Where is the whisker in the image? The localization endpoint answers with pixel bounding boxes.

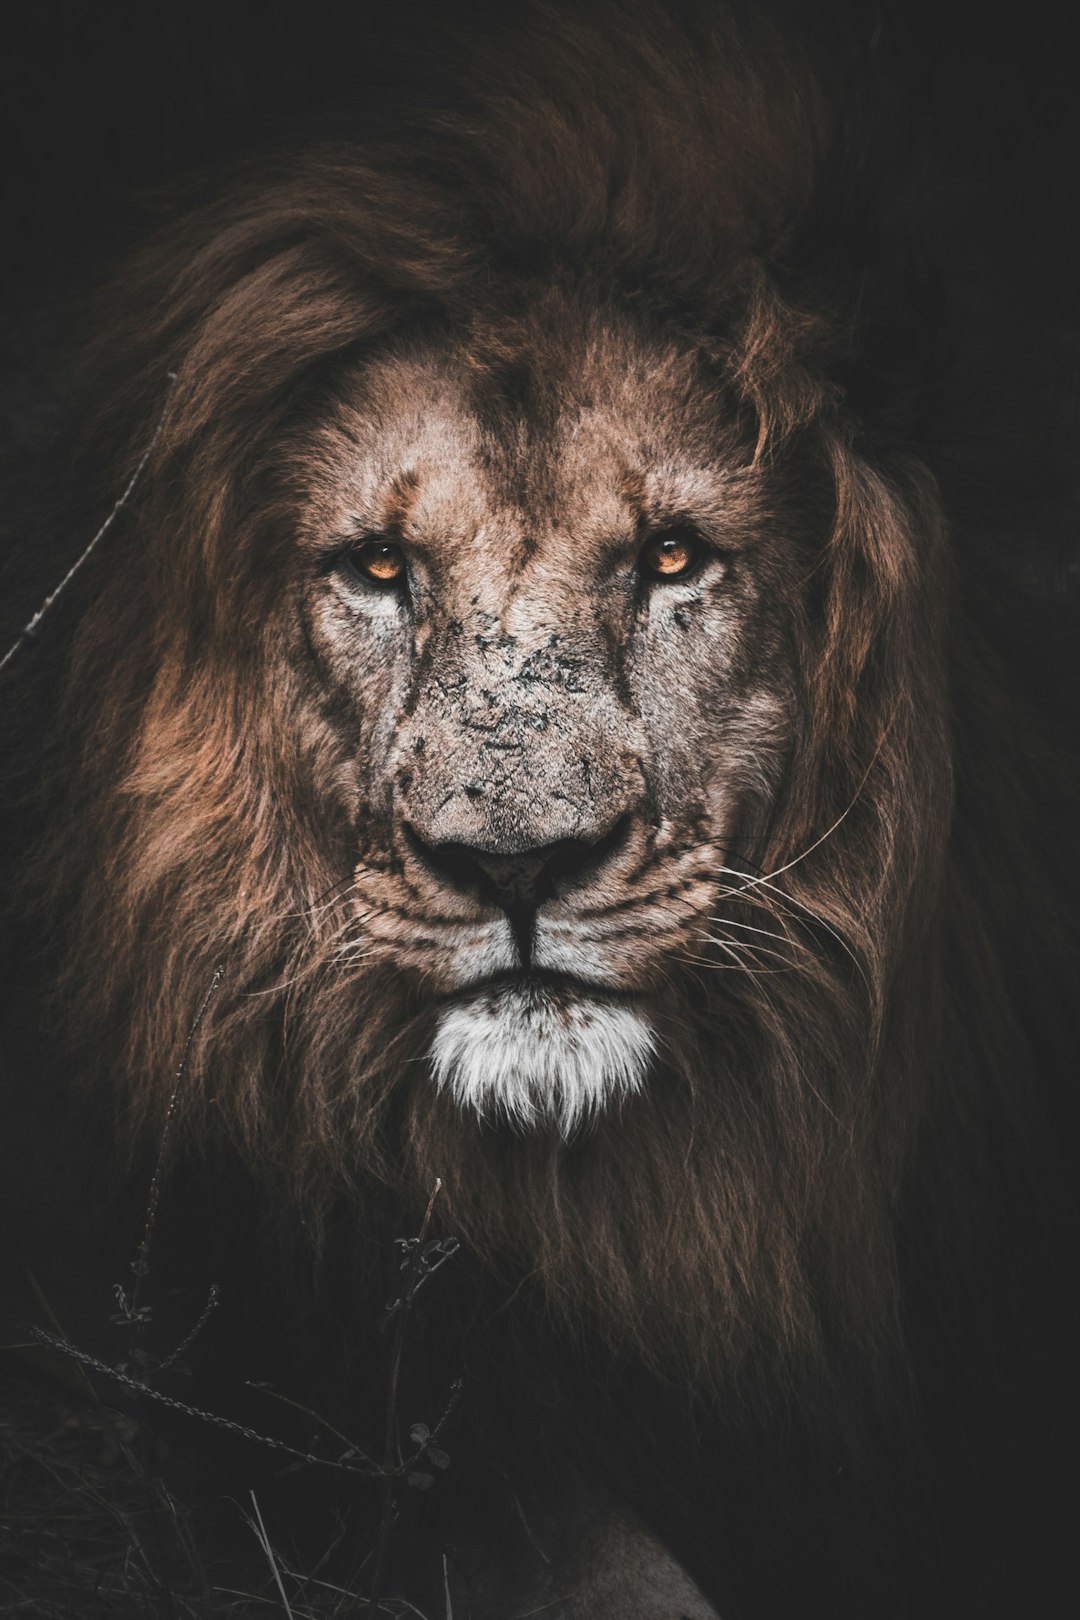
[705,915,800,950]
[683,939,793,972]
[721,951,847,1126]
[294,878,361,921]
[332,941,378,966]
[699,931,797,969]
[673,949,787,975]
[708,935,797,976]
[714,867,871,994]
[755,720,895,889]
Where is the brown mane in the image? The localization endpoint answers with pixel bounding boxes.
[22,0,1070,1472]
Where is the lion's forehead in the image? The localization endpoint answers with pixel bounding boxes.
[307,330,740,577]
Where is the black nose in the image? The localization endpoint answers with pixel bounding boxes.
[406,818,630,912]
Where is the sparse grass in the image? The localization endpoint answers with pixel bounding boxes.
[1,1372,242,1618]
[0,1363,447,1619]
[1,1178,461,1618]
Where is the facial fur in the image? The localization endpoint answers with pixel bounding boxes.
[287,311,798,1131]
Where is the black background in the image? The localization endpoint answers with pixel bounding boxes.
[2,1,1076,298]
[1,0,1077,601]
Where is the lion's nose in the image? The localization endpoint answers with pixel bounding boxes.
[406,818,631,912]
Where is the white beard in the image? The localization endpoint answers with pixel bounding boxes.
[429,980,654,1135]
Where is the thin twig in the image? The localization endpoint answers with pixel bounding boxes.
[248,1490,296,1618]
[243,1382,377,1468]
[129,963,225,1328]
[0,373,177,674]
[367,1179,444,1618]
[27,1328,375,1476]
[154,1283,222,1375]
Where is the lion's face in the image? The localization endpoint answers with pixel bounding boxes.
[284,304,805,1130]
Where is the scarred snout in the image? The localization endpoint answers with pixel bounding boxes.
[392,615,649,924]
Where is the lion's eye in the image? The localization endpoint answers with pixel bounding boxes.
[344,538,407,586]
[639,528,704,582]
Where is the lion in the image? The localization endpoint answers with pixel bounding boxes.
[1,2,1076,1615]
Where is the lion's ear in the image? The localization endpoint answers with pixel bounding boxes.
[725,270,835,455]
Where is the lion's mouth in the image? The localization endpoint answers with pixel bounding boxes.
[435,967,640,1006]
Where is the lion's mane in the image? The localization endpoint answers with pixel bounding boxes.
[10,2,1076,1611]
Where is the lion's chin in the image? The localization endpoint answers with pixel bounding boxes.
[429,978,654,1136]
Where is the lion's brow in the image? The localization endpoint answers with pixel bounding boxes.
[379,467,422,534]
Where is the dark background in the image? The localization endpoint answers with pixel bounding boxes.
[3,2,1077,303]
[1,0,1078,603]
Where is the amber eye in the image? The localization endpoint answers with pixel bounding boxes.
[639,528,703,582]
[345,538,407,586]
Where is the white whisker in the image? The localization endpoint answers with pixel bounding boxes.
[706,915,799,949]
[708,935,795,977]
[700,932,796,969]
[756,721,894,888]
[715,866,870,993]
